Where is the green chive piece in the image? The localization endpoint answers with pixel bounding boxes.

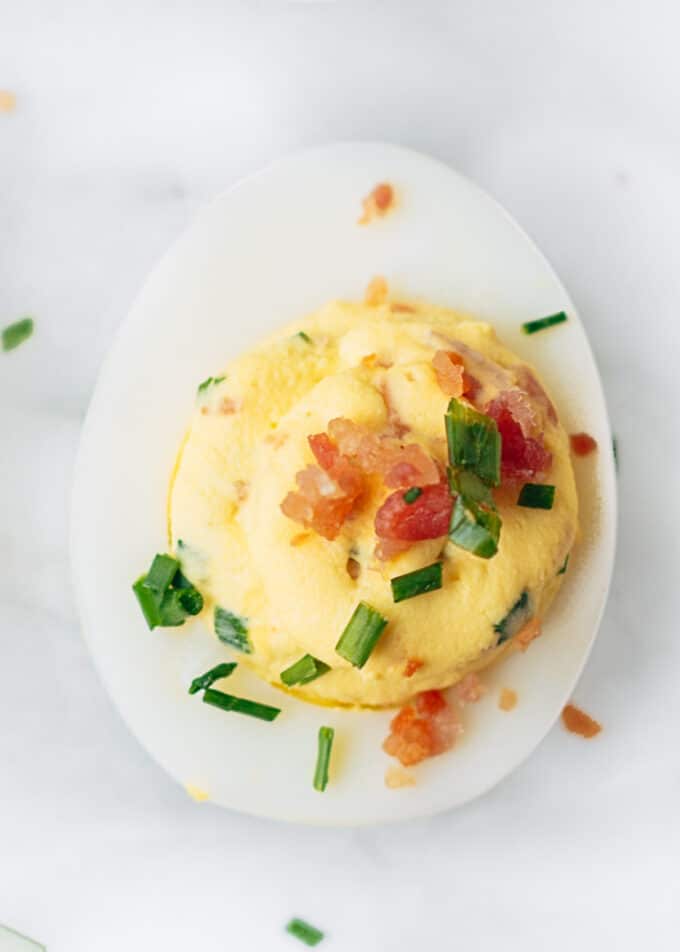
[313,726,335,793]
[133,554,203,629]
[2,317,34,352]
[286,918,325,947]
[202,688,280,721]
[197,374,226,395]
[449,494,501,558]
[145,554,180,596]
[494,591,532,644]
[189,662,237,695]
[214,606,252,653]
[557,554,570,576]
[448,467,495,507]
[335,602,388,668]
[445,398,501,486]
[294,331,312,344]
[522,311,567,335]
[612,435,619,472]
[403,487,422,504]
[132,575,163,629]
[517,483,555,509]
[391,562,443,603]
[281,654,330,687]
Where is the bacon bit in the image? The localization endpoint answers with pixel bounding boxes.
[375,481,452,554]
[432,350,478,399]
[346,556,361,579]
[219,397,240,415]
[485,396,552,482]
[358,184,394,224]
[233,479,249,502]
[452,672,485,704]
[280,453,365,540]
[562,703,602,738]
[327,418,438,489]
[364,275,389,306]
[499,688,518,711]
[403,658,424,678]
[514,617,542,652]
[570,432,598,456]
[390,302,416,314]
[515,367,558,424]
[383,690,462,767]
[0,90,16,113]
[290,532,311,547]
[385,766,416,789]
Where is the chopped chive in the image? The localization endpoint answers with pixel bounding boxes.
[214,606,252,653]
[294,331,312,343]
[448,467,495,507]
[133,554,203,629]
[445,399,501,486]
[202,688,280,721]
[281,654,330,687]
[197,374,226,395]
[612,436,619,471]
[403,487,422,504]
[132,575,163,628]
[313,726,335,792]
[391,562,442,603]
[335,602,388,668]
[517,483,555,509]
[558,554,570,576]
[286,918,325,947]
[494,590,531,644]
[522,311,568,335]
[449,494,501,558]
[2,316,34,352]
[189,662,237,695]
[144,554,180,596]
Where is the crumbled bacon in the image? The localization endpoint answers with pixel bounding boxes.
[562,703,601,738]
[485,396,552,482]
[432,350,478,399]
[280,449,365,541]
[327,418,439,489]
[375,481,452,553]
[452,672,485,703]
[359,183,394,224]
[403,658,424,678]
[570,432,598,456]
[515,366,558,424]
[383,690,462,767]
[514,617,542,652]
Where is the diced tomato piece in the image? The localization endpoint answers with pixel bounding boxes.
[485,400,552,481]
[403,658,424,678]
[375,481,453,544]
[383,689,461,766]
[308,432,339,470]
[570,432,598,456]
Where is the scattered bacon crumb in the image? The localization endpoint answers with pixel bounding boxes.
[0,90,16,113]
[403,658,424,678]
[385,766,416,789]
[499,688,518,711]
[364,275,389,306]
[346,556,361,579]
[570,432,598,456]
[327,418,439,489]
[233,479,249,502]
[383,690,462,766]
[358,183,394,224]
[515,366,558,425]
[562,703,601,738]
[432,350,478,398]
[452,672,485,703]
[514,617,542,652]
[290,532,311,547]
[485,394,552,482]
[390,302,416,314]
[219,397,240,415]
[375,481,452,556]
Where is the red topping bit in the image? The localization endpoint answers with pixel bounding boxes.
[432,350,478,399]
[383,690,461,766]
[374,481,453,553]
[452,672,485,703]
[562,703,602,739]
[359,183,395,224]
[515,367,558,425]
[327,418,439,489]
[485,395,552,482]
[308,432,339,470]
[570,432,598,456]
[514,617,542,652]
[403,658,424,678]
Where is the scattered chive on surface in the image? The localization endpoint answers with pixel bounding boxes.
[214,606,252,653]
[294,331,312,343]
[202,688,280,721]
[558,554,570,576]
[494,591,532,644]
[403,486,423,504]
[448,469,501,559]
[313,726,335,793]
[189,662,237,695]
[281,654,330,687]
[335,602,388,668]
[133,554,203,629]
[2,316,34,352]
[521,311,567,335]
[517,483,555,509]
[445,398,500,486]
[391,562,442,603]
[197,374,225,395]
[286,918,325,947]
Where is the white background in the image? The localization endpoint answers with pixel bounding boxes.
[1,2,679,949]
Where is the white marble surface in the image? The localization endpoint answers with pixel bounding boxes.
[1,2,678,950]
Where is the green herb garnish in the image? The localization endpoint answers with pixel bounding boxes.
[2,317,34,352]
[335,602,388,668]
[133,554,203,629]
[280,654,330,687]
[447,469,501,559]
[313,726,335,793]
[197,374,225,395]
[445,398,501,486]
[494,590,532,644]
[517,483,555,509]
[286,918,325,947]
[189,662,237,695]
[214,606,252,653]
[403,487,422,504]
[202,688,280,721]
[521,311,567,335]
[294,331,312,344]
[391,562,442,603]
[557,554,570,576]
